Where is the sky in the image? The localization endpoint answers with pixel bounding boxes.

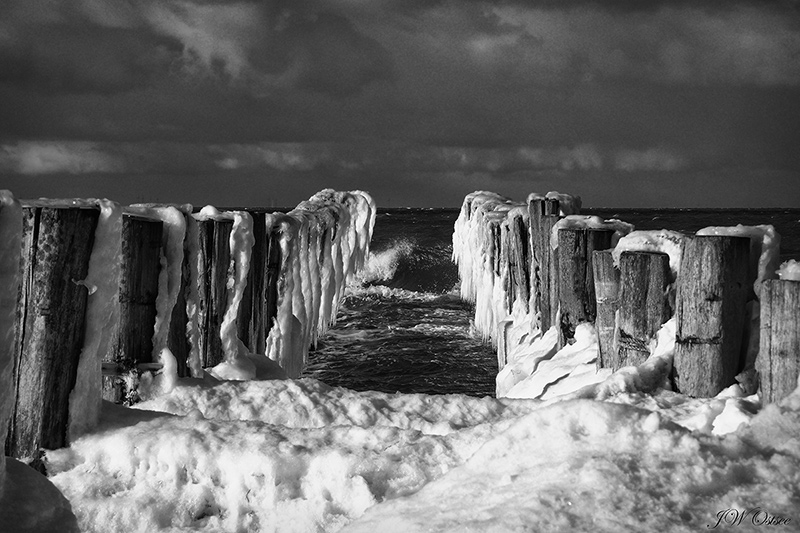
[1,0,799,208]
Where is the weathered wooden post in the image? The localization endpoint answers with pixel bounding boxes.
[238,210,267,354]
[593,250,620,369]
[615,251,672,368]
[7,204,99,471]
[756,279,800,403]
[167,211,193,378]
[501,210,530,314]
[0,191,22,491]
[488,215,503,279]
[557,227,614,348]
[528,198,560,331]
[265,224,282,335]
[102,214,163,403]
[195,217,234,368]
[674,235,749,397]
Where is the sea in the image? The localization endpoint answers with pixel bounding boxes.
[301,207,800,397]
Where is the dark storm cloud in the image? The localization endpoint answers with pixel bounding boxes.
[0,26,177,94]
[1,0,799,207]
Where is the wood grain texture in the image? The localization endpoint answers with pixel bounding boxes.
[238,211,266,354]
[103,214,163,403]
[528,199,560,332]
[592,250,620,370]
[196,218,234,368]
[757,279,800,404]
[674,235,749,397]
[557,228,614,347]
[7,206,99,470]
[616,251,671,368]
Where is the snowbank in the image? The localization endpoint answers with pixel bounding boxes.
[344,394,800,532]
[43,374,800,533]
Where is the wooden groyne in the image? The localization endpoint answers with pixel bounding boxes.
[0,189,375,471]
[453,191,797,404]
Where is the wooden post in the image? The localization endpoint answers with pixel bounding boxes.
[756,279,800,404]
[167,215,192,378]
[489,218,503,278]
[616,251,671,368]
[238,211,267,354]
[528,199,560,331]
[593,250,620,370]
[7,206,99,471]
[502,213,530,314]
[557,228,614,348]
[265,225,282,334]
[674,235,749,397]
[102,214,163,403]
[196,218,234,368]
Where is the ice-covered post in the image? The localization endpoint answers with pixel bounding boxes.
[501,208,530,314]
[7,204,99,471]
[528,198,560,331]
[674,235,749,397]
[593,250,620,369]
[0,191,22,495]
[238,210,268,354]
[102,214,163,403]
[194,216,234,367]
[557,228,614,348]
[757,279,800,403]
[616,251,672,368]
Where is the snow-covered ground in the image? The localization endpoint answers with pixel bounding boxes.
[29,361,800,532]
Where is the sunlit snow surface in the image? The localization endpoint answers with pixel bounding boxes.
[45,374,800,533]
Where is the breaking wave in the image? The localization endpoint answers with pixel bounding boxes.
[355,238,458,294]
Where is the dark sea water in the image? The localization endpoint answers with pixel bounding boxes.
[301,207,800,396]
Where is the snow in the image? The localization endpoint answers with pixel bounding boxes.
[778,259,800,281]
[550,214,634,250]
[41,372,800,533]
[343,393,800,533]
[612,229,686,277]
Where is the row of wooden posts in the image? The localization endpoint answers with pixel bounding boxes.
[6,203,284,470]
[478,195,799,402]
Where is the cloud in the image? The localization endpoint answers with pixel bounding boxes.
[488,3,800,86]
[0,142,125,174]
[0,0,393,97]
[614,147,687,172]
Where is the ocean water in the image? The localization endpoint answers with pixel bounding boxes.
[301,207,800,396]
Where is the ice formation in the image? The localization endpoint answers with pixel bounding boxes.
[452,191,526,346]
[779,259,800,281]
[266,190,376,378]
[612,229,685,277]
[190,206,257,380]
